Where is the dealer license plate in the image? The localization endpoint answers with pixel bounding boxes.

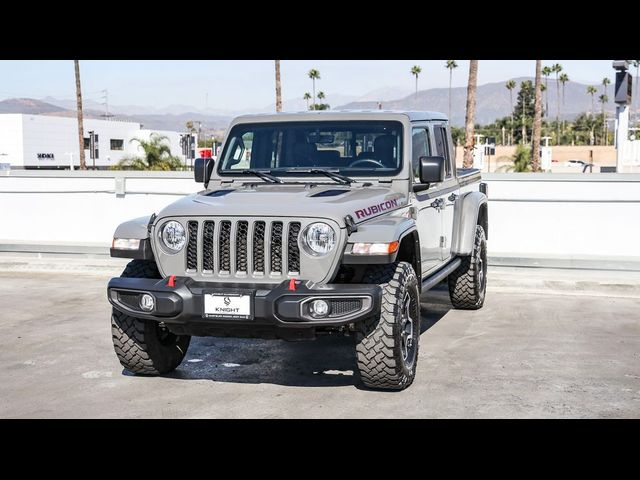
[203,292,253,320]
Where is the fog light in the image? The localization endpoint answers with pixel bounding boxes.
[139,294,155,312]
[310,299,330,317]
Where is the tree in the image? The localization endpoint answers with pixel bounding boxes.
[599,94,609,146]
[505,80,516,145]
[552,63,563,143]
[531,60,543,171]
[303,92,312,110]
[114,133,183,171]
[74,60,86,170]
[410,65,422,101]
[275,60,282,112]
[312,91,329,110]
[512,80,535,144]
[587,85,597,117]
[463,60,478,168]
[542,65,552,119]
[446,60,458,120]
[559,73,569,135]
[499,144,532,172]
[308,69,320,109]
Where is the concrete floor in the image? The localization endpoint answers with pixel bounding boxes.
[0,269,639,418]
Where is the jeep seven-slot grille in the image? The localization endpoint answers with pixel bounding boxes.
[183,219,303,278]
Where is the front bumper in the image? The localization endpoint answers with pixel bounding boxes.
[107,276,381,336]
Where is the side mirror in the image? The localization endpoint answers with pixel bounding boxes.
[194,157,214,184]
[419,156,445,185]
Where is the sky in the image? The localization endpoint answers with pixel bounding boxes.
[0,60,624,111]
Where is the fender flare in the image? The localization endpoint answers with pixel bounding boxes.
[450,191,488,256]
[111,215,155,260]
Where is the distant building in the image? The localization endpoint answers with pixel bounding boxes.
[0,114,184,169]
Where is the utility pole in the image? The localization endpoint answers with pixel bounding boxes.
[613,60,632,172]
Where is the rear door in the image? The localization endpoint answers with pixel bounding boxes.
[432,123,459,261]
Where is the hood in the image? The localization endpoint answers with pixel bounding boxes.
[156,184,408,227]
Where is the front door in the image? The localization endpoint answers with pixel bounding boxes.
[412,125,442,275]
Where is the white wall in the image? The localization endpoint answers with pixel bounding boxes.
[1,171,639,269]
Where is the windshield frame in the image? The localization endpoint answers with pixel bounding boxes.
[215,120,405,179]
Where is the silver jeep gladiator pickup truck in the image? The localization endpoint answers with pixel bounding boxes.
[107,110,488,390]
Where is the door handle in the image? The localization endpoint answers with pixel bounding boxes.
[430,198,445,211]
[448,193,458,202]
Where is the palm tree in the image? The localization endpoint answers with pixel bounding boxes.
[531,60,543,171]
[505,80,516,145]
[587,85,597,117]
[317,91,325,103]
[115,133,183,170]
[308,69,320,109]
[602,77,611,97]
[542,65,552,119]
[559,73,569,136]
[552,63,562,144]
[463,60,478,168]
[410,65,422,101]
[446,60,458,120]
[74,60,86,170]
[599,94,608,145]
[303,92,312,110]
[274,60,282,112]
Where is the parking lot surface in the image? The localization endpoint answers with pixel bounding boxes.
[0,269,638,418]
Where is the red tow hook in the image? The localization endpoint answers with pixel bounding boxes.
[167,275,177,287]
[289,278,297,291]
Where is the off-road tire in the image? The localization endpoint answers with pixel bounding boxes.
[448,224,487,310]
[355,261,421,390]
[111,259,191,375]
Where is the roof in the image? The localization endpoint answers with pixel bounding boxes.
[231,110,448,123]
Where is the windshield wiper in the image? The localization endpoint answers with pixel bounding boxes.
[242,169,283,184]
[282,168,354,185]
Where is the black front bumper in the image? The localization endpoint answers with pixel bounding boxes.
[107,276,381,339]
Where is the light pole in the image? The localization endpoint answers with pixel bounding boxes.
[613,60,632,172]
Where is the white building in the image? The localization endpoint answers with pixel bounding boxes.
[0,114,184,170]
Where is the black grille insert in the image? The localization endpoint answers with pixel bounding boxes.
[219,221,232,272]
[253,222,266,273]
[287,222,301,273]
[202,221,215,271]
[186,221,198,270]
[236,221,249,272]
[270,222,283,273]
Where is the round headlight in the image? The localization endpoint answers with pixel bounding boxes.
[304,222,336,255]
[160,221,186,252]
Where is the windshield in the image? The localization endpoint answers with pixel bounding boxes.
[217,121,403,177]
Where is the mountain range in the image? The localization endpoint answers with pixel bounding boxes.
[0,79,630,134]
